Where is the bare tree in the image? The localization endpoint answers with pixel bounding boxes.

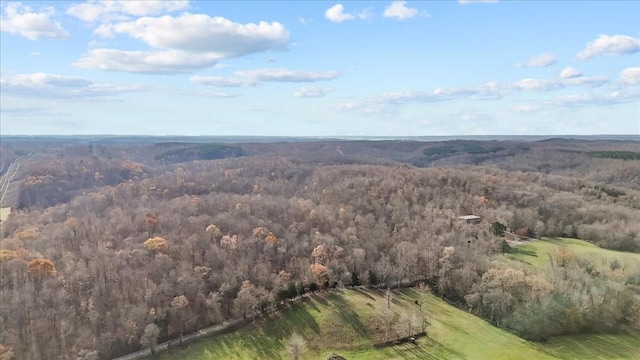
[140,323,160,356]
[286,333,307,360]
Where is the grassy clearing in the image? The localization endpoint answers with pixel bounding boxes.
[507,237,640,269]
[159,288,562,360]
[158,238,640,359]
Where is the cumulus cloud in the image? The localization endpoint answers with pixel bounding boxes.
[74,49,221,74]
[325,4,354,22]
[383,1,417,20]
[109,14,289,57]
[616,67,640,86]
[325,4,370,23]
[67,0,189,22]
[0,2,68,40]
[293,86,334,97]
[559,66,583,79]
[74,14,290,74]
[577,34,640,60]
[189,76,256,88]
[235,68,340,82]
[515,53,556,68]
[0,72,146,98]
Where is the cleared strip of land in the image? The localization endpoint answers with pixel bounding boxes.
[155,287,640,360]
[507,237,640,269]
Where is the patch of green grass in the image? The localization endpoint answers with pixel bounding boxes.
[507,237,640,269]
[158,288,565,360]
[537,333,640,360]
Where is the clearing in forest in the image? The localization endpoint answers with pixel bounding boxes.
[156,288,640,360]
[507,237,640,269]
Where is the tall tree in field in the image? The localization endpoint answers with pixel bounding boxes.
[286,333,307,360]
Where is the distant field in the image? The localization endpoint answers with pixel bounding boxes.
[156,288,640,360]
[507,237,640,269]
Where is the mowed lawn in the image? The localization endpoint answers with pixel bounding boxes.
[507,237,640,269]
[158,287,625,360]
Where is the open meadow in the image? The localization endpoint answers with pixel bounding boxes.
[158,288,640,360]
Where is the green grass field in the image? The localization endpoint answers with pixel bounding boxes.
[157,287,640,360]
[507,237,640,269]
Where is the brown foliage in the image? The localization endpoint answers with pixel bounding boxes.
[26,258,57,277]
[310,263,330,286]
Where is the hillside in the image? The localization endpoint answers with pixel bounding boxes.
[508,237,640,269]
[2,139,640,359]
[158,288,640,360]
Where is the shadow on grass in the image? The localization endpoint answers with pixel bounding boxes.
[326,292,370,338]
[390,336,468,360]
[353,288,377,301]
[512,248,538,257]
[536,333,640,360]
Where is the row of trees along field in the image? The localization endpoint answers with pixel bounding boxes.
[1,154,639,359]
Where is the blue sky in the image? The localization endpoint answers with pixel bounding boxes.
[1,0,639,136]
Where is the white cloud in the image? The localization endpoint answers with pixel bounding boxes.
[325,4,370,22]
[616,67,640,86]
[550,90,640,107]
[67,0,189,22]
[339,72,612,116]
[383,1,417,20]
[0,72,146,98]
[110,14,289,57]
[74,49,220,74]
[562,75,608,87]
[0,2,68,40]
[512,105,542,113]
[515,53,556,68]
[235,68,340,82]
[577,34,640,60]
[74,14,290,74]
[325,4,354,22]
[559,66,583,79]
[190,68,341,88]
[189,76,256,88]
[514,75,607,91]
[293,86,334,97]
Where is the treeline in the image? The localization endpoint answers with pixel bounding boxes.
[0,150,639,359]
[589,151,640,161]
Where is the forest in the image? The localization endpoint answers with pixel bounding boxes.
[0,137,639,359]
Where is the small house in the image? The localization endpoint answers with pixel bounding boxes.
[457,215,482,224]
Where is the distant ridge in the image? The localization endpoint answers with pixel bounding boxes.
[2,134,639,144]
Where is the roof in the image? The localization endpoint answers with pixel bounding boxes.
[457,215,482,220]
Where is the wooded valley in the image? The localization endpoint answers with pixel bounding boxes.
[0,137,639,359]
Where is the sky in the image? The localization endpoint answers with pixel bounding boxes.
[0,0,639,136]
